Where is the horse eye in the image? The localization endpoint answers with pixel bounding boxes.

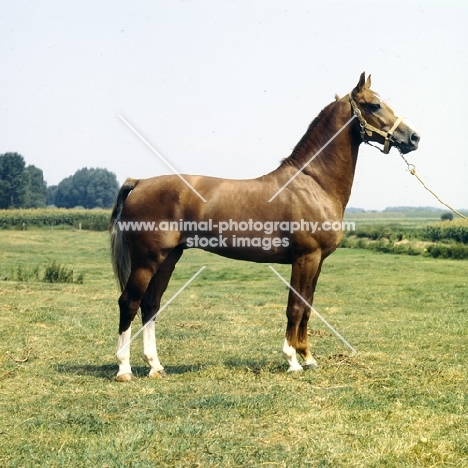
[370,103,381,112]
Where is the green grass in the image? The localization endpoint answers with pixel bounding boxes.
[0,230,467,467]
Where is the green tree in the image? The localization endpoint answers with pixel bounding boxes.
[0,152,28,209]
[24,165,47,208]
[46,185,58,206]
[55,167,119,208]
[55,175,76,208]
[87,168,120,208]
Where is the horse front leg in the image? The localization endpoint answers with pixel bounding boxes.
[282,253,322,372]
[296,305,318,368]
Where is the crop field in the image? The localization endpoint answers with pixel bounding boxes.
[0,228,467,467]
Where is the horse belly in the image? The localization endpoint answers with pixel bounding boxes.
[182,232,291,264]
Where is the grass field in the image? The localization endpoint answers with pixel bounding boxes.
[0,229,467,467]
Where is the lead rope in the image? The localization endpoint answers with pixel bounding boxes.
[399,151,468,220]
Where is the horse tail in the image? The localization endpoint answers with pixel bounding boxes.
[110,178,139,291]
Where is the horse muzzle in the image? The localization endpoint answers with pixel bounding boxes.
[392,128,420,154]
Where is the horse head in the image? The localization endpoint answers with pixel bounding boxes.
[349,72,420,154]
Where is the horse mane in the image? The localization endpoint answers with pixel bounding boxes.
[279,99,340,169]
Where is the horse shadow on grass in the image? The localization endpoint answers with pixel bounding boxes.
[55,363,204,380]
[223,357,287,375]
[55,354,296,380]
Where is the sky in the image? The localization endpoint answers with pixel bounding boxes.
[1,0,467,211]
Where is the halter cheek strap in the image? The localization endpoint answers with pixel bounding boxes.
[349,93,404,154]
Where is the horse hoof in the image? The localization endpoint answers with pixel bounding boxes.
[149,369,168,379]
[304,362,318,370]
[116,373,133,382]
[287,365,304,373]
[304,358,318,369]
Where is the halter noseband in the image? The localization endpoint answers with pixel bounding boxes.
[349,93,404,154]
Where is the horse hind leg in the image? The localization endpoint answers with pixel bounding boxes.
[116,266,155,382]
[140,247,183,379]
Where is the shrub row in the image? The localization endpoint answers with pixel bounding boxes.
[422,220,468,244]
[424,243,468,259]
[3,261,84,284]
[351,224,420,242]
[347,220,468,245]
[341,237,468,260]
[0,209,110,231]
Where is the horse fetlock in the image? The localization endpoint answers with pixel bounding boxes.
[298,349,318,368]
[282,338,304,372]
[145,357,165,377]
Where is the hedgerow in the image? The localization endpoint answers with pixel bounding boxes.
[342,219,468,259]
[0,209,110,231]
[422,220,468,244]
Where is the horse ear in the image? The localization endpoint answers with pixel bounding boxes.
[365,74,372,89]
[352,72,366,95]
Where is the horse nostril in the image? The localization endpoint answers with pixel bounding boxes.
[411,132,420,145]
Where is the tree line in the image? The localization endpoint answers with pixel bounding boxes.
[0,152,119,209]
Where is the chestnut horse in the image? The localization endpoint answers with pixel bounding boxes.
[110,72,419,381]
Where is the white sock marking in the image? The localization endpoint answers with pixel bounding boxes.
[143,319,164,376]
[116,327,132,377]
[282,338,303,372]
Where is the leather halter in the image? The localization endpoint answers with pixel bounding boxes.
[349,93,404,154]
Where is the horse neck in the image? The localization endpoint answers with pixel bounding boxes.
[275,99,360,213]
